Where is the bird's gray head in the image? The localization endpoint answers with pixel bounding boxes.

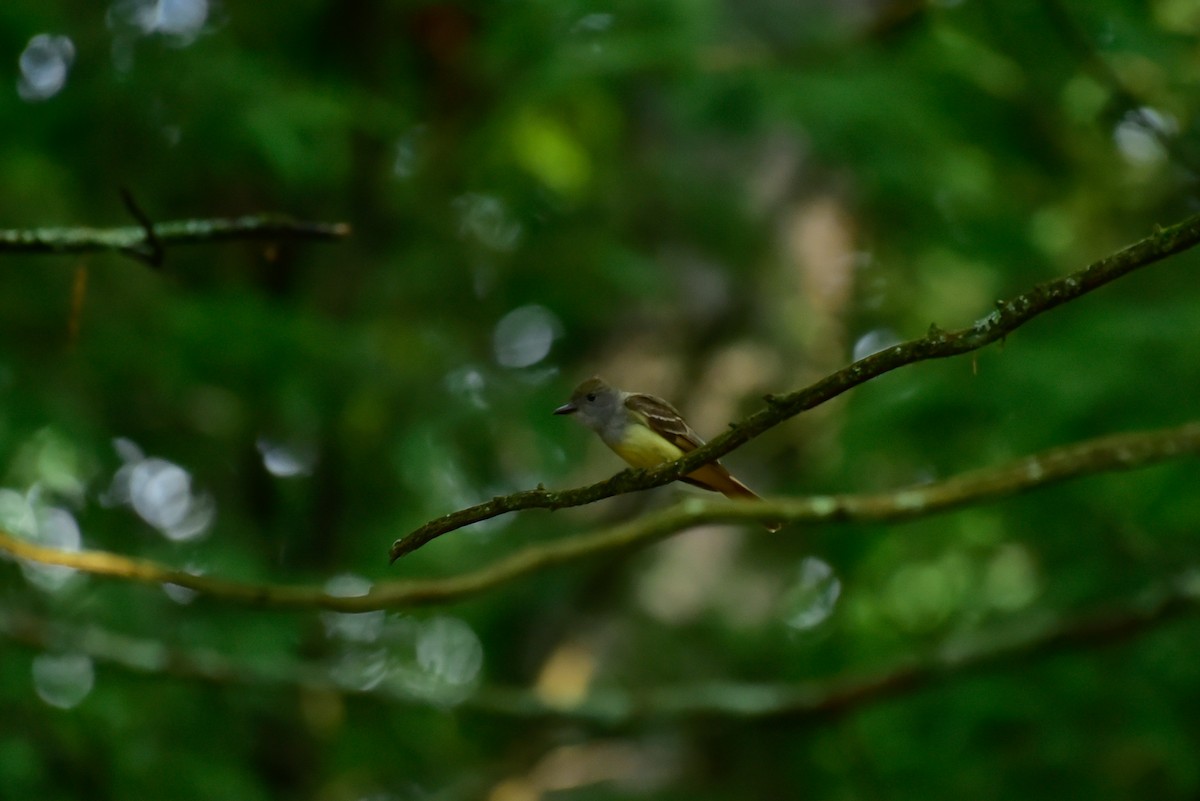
[553,376,623,434]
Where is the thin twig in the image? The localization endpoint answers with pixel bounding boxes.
[119,188,165,267]
[2,421,1197,611]
[1042,0,1199,177]
[391,212,1200,560]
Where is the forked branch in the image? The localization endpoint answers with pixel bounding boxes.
[0,213,350,266]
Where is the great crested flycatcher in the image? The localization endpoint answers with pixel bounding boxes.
[554,376,780,530]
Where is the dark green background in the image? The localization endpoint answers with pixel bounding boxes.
[2,1,1199,798]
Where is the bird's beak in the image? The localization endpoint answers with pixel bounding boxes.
[553,402,577,415]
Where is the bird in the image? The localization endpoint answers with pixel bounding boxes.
[554,376,780,530]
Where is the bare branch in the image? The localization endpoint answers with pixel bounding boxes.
[3,573,1196,723]
[392,212,1200,560]
[1,421,1197,611]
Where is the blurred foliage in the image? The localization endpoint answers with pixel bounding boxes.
[2,0,1200,799]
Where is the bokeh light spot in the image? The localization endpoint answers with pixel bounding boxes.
[779,557,842,631]
[493,305,562,368]
[32,652,94,709]
[17,34,74,102]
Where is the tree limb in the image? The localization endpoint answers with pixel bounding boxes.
[391,212,1200,560]
[2,421,1197,611]
[2,572,1196,723]
[474,573,1200,723]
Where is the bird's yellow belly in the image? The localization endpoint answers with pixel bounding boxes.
[609,424,685,468]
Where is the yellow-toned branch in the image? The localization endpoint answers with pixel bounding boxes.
[2,422,1198,611]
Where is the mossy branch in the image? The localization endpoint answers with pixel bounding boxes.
[390,212,1200,560]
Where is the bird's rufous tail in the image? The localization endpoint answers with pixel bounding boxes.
[683,464,782,532]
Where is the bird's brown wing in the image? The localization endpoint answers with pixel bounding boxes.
[625,392,779,531]
[624,393,761,500]
[624,393,704,451]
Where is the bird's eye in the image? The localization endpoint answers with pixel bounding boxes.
[586,393,596,402]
